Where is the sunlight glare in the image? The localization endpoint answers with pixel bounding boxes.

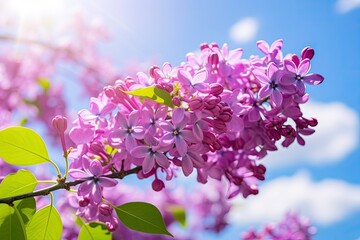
[9,0,64,20]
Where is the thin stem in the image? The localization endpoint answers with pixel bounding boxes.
[64,156,69,179]
[37,180,58,184]
[49,159,62,178]
[50,192,54,205]
[0,166,142,205]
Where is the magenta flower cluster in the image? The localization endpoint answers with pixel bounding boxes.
[68,39,324,230]
[242,212,316,240]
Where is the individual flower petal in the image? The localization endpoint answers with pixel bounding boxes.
[182,155,193,176]
[284,59,297,73]
[131,146,151,158]
[143,154,155,174]
[271,90,283,107]
[68,169,89,179]
[175,136,188,156]
[78,181,94,196]
[155,152,170,169]
[128,110,140,126]
[172,108,185,125]
[258,85,272,99]
[193,123,204,141]
[125,135,138,150]
[298,59,310,76]
[253,69,269,84]
[303,74,324,85]
[98,177,118,187]
[90,160,103,176]
[91,183,103,204]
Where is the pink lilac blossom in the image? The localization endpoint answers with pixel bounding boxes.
[241,212,316,240]
[67,39,324,231]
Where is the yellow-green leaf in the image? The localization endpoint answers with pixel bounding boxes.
[0,127,51,166]
[26,205,62,240]
[78,222,112,240]
[0,204,27,240]
[124,86,174,108]
[0,170,38,198]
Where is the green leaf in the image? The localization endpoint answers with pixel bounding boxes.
[0,127,51,166]
[167,204,186,227]
[26,205,62,240]
[38,78,51,92]
[0,204,27,240]
[15,198,36,226]
[115,202,173,237]
[78,222,112,240]
[124,86,174,108]
[0,170,38,198]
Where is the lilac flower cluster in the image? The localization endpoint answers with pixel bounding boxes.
[68,40,324,230]
[241,212,316,240]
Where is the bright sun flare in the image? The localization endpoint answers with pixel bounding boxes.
[9,0,63,20]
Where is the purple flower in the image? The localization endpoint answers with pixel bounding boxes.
[159,108,194,156]
[178,68,210,93]
[281,58,324,95]
[108,111,144,151]
[181,144,206,176]
[69,159,117,204]
[253,63,296,107]
[130,136,170,174]
[140,103,167,136]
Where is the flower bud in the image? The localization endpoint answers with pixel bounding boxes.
[149,65,160,79]
[52,115,67,135]
[106,217,119,232]
[208,53,219,67]
[208,104,222,117]
[210,83,224,96]
[212,119,227,132]
[204,96,221,109]
[172,96,181,107]
[189,97,204,111]
[301,47,315,60]
[152,178,165,192]
[78,197,90,207]
[203,132,215,145]
[217,112,232,122]
[99,203,113,216]
[200,42,209,51]
[52,115,68,156]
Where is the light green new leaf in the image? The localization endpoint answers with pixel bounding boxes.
[26,205,62,240]
[0,127,51,166]
[167,204,186,227]
[0,204,27,240]
[78,222,112,240]
[115,202,173,237]
[0,170,38,198]
[124,86,174,108]
[15,198,36,226]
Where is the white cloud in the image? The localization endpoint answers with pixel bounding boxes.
[265,101,359,168]
[228,171,360,226]
[335,0,360,13]
[229,17,259,44]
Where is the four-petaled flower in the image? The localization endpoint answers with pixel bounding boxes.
[253,62,296,107]
[281,58,324,96]
[130,136,169,174]
[69,159,117,204]
[109,110,144,151]
[159,108,194,156]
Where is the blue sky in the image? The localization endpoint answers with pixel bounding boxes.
[7,0,359,239]
[65,1,360,239]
